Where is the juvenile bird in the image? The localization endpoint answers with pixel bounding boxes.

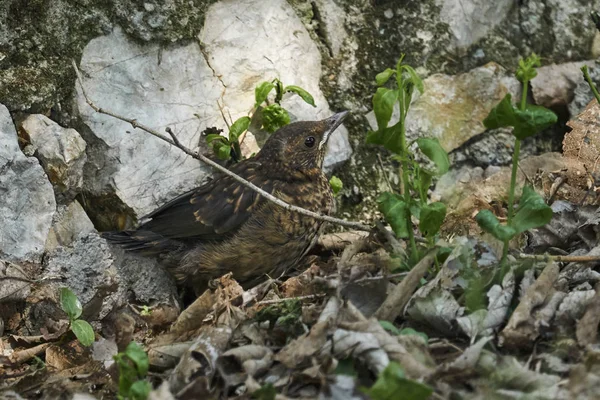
[102,111,348,292]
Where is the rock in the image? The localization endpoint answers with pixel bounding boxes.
[45,201,96,253]
[0,104,55,263]
[531,61,594,109]
[569,64,600,117]
[77,0,352,221]
[366,62,520,153]
[312,0,348,58]
[201,0,352,171]
[438,0,513,49]
[17,114,87,200]
[44,232,178,320]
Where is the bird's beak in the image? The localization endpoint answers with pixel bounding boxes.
[319,111,349,150]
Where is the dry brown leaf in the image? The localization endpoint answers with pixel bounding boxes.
[576,282,600,346]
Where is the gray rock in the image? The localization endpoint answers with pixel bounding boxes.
[569,63,600,117]
[44,232,178,320]
[0,104,55,263]
[438,0,513,49]
[45,200,96,253]
[531,61,594,109]
[18,114,87,200]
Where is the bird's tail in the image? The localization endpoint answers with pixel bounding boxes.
[101,230,184,256]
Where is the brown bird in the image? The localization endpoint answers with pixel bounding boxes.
[102,111,348,292]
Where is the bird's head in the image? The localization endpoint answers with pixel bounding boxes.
[256,111,348,171]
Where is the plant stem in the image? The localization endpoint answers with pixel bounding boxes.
[582,65,600,104]
[399,89,418,263]
[501,80,528,267]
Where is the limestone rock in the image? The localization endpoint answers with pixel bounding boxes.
[18,114,87,200]
[0,104,55,263]
[531,61,594,109]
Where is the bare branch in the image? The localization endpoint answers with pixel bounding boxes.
[72,60,371,232]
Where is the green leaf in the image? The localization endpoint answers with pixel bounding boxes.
[262,104,290,133]
[229,116,251,141]
[60,288,82,321]
[419,202,446,238]
[375,68,395,86]
[362,362,433,400]
[516,53,541,82]
[329,175,343,196]
[379,320,401,335]
[373,87,399,130]
[125,342,149,377]
[71,319,95,346]
[252,383,276,400]
[377,192,409,238]
[400,65,424,94]
[216,143,231,160]
[129,380,152,400]
[416,137,449,175]
[475,210,516,242]
[205,133,227,144]
[483,93,557,140]
[511,185,553,234]
[255,81,275,107]
[399,328,429,342]
[283,85,316,107]
[365,123,403,154]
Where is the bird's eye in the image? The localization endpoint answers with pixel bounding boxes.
[304,136,316,148]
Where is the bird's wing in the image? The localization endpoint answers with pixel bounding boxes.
[139,161,275,240]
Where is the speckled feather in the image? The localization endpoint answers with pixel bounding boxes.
[102,113,347,293]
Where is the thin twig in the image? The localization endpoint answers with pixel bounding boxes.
[518,253,600,263]
[256,293,327,305]
[72,60,371,232]
[377,153,394,192]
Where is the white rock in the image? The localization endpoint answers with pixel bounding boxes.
[531,61,594,108]
[201,0,352,171]
[314,0,349,57]
[0,104,55,263]
[76,1,352,217]
[18,114,87,198]
[438,0,513,48]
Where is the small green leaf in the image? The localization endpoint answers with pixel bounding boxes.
[399,328,429,342]
[125,342,149,377]
[362,362,433,400]
[129,380,152,400]
[511,185,553,234]
[483,93,557,140]
[262,104,290,133]
[475,210,516,242]
[377,192,409,238]
[379,320,401,335]
[229,116,251,141]
[419,202,446,238]
[255,81,275,107]
[205,133,227,144]
[400,65,424,94]
[329,175,343,196]
[60,288,82,321]
[283,85,316,107]
[366,123,403,154]
[375,68,395,86]
[516,53,541,82]
[71,319,95,346]
[416,137,449,175]
[216,143,231,160]
[252,383,276,400]
[373,87,399,131]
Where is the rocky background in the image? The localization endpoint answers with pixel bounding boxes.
[3,0,600,397]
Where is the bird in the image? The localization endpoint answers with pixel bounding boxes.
[102,111,348,293]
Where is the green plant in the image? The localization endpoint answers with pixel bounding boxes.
[114,342,151,400]
[329,175,343,196]
[59,287,95,347]
[362,362,433,400]
[475,54,556,275]
[205,79,315,161]
[366,55,450,264]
